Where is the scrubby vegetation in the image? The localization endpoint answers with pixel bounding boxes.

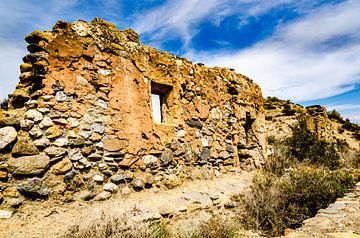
[238,118,357,236]
[284,119,340,169]
[64,213,171,238]
[64,213,240,238]
[0,98,8,110]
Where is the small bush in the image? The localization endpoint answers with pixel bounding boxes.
[0,98,8,110]
[282,103,296,116]
[239,168,355,237]
[180,216,238,238]
[342,119,359,132]
[267,135,276,145]
[328,109,343,122]
[284,119,340,169]
[63,212,170,238]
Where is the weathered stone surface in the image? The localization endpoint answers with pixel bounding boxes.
[94,191,111,201]
[143,155,158,166]
[17,178,49,197]
[53,137,68,147]
[132,178,145,190]
[110,175,132,184]
[7,154,50,175]
[29,126,42,138]
[160,148,173,166]
[51,158,72,175]
[46,126,62,139]
[39,117,54,128]
[0,127,17,150]
[0,170,8,180]
[33,137,50,147]
[103,139,129,152]
[44,146,67,157]
[20,119,34,130]
[78,190,95,201]
[164,174,180,189]
[12,135,39,156]
[93,174,104,182]
[0,111,21,127]
[103,183,118,193]
[185,120,203,129]
[0,210,12,219]
[25,109,43,122]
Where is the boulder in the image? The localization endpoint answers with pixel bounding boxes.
[0,127,17,150]
[7,154,50,175]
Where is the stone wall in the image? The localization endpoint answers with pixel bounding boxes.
[0,18,266,205]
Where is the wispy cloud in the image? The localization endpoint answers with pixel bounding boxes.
[326,104,360,123]
[131,0,314,49]
[197,0,360,102]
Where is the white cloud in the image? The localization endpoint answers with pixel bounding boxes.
[326,104,360,123]
[132,0,310,49]
[197,0,360,102]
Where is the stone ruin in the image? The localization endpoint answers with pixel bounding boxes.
[0,18,266,204]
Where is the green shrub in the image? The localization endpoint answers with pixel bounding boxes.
[282,103,296,116]
[0,98,8,110]
[239,168,355,237]
[342,119,359,132]
[328,109,343,122]
[284,119,340,169]
[63,212,170,238]
[183,216,238,238]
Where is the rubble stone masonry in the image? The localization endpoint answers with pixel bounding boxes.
[0,18,266,204]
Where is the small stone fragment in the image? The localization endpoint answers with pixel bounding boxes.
[132,178,145,191]
[0,210,12,219]
[160,148,173,166]
[94,191,111,201]
[52,158,72,175]
[93,174,104,183]
[39,117,54,128]
[103,183,118,193]
[46,126,62,139]
[20,119,34,130]
[55,91,67,102]
[25,109,43,122]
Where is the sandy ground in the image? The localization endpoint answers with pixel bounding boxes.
[0,171,255,238]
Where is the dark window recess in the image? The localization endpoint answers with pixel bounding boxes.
[151,81,172,123]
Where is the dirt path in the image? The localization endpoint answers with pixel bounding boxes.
[0,171,254,238]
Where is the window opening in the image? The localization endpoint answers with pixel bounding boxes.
[151,81,172,123]
[152,93,162,123]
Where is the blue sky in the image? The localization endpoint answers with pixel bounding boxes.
[0,0,359,122]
